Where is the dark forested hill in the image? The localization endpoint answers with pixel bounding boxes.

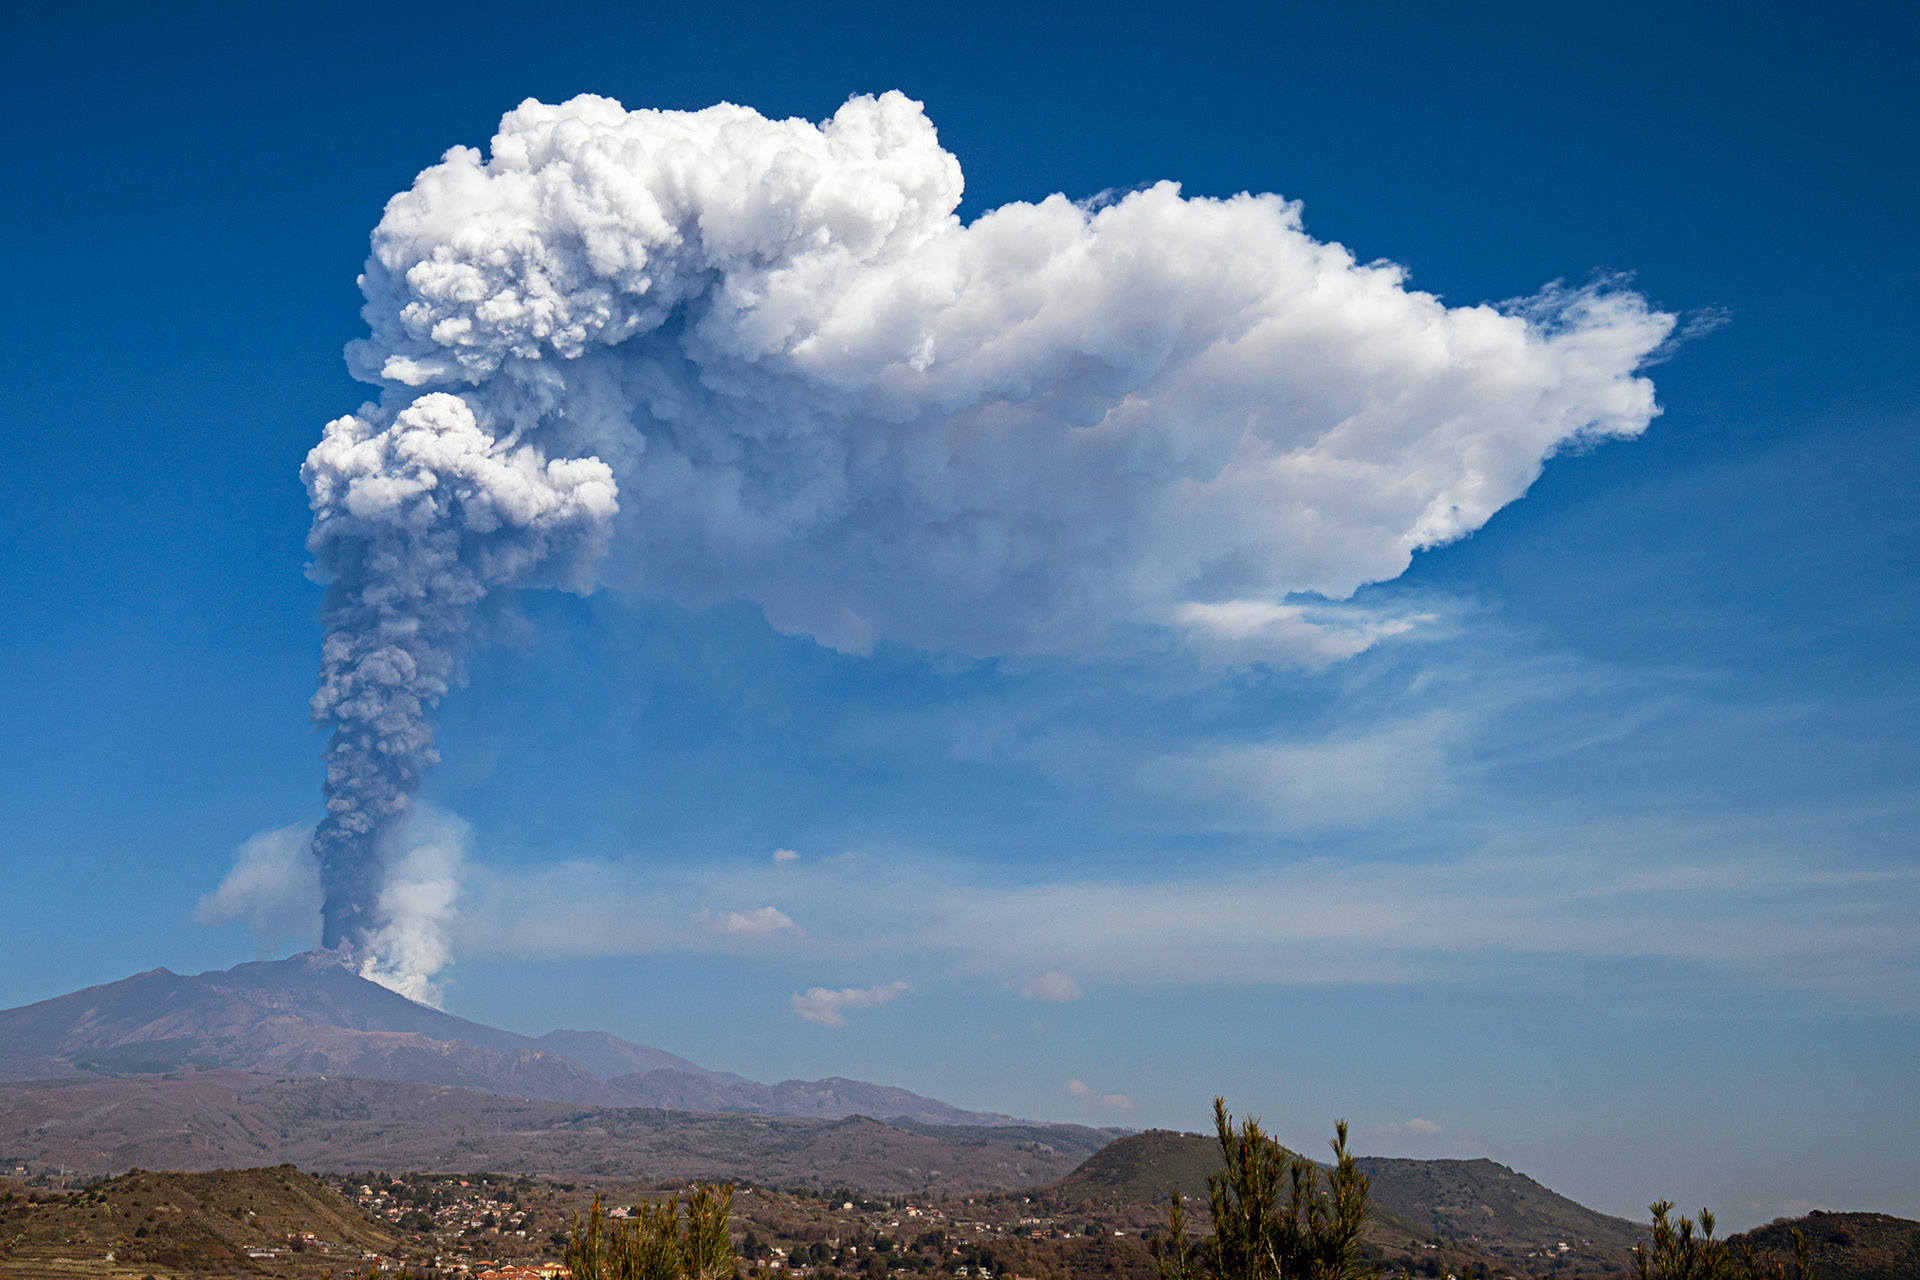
[1041,1129,1222,1206]
[1732,1211,1920,1280]
[1354,1156,1644,1253]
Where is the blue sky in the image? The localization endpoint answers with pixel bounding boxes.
[2,0,1916,1228]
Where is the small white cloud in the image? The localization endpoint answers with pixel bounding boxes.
[1369,1118,1445,1136]
[196,824,322,954]
[1022,970,1084,1002]
[792,980,909,1027]
[1067,1078,1133,1109]
[694,906,800,939]
[773,848,800,864]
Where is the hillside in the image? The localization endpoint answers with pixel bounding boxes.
[1030,1132,1645,1276]
[1043,1130,1222,1206]
[0,1165,400,1278]
[0,954,1023,1127]
[1355,1157,1643,1253]
[0,1071,1107,1194]
[1732,1211,1920,1280]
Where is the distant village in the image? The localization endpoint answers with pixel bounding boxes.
[323,1172,1158,1280]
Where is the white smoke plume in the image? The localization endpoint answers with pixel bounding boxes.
[352,805,469,1006]
[303,90,1675,981]
[197,824,322,954]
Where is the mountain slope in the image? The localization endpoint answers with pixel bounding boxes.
[0,954,1016,1126]
[533,1030,727,1082]
[606,1070,1024,1125]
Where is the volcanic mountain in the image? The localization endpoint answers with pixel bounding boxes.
[0,952,1017,1125]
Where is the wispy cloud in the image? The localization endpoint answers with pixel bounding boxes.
[694,906,800,939]
[439,801,1920,1010]
[1068,1078,1134,1109]
[1369,1118,1444,1136]
[1022,971,1084,1002]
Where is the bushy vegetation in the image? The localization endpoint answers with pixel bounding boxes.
[1150,1099,1373,1280]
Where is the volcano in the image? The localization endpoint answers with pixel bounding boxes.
[0,952,1017,1125]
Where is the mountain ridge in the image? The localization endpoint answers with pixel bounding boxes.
[0,1070,1108,1193]
[0,953,1023,1127]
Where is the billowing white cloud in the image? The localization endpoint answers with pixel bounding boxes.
[792,980,910,1026]
[196,824,322,953]
[694,905,800,938]
[344,90,1671,667]
[305,87,1677,986]
[773,848,801,864]
[1022,970,1084,1002]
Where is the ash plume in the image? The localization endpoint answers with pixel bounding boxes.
[303,90,1674,993]
[303,393,615,961]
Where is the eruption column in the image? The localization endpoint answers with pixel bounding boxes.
[303,393,616,954]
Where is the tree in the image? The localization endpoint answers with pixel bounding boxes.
[1631,1202,1814,1280]
[1151,1098,1373,1280]
[567,1186,741,1280]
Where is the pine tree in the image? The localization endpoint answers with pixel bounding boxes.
[1631,1202,1814,1280]
[1151,1098,1373,1280]
[567,1187,741,1280]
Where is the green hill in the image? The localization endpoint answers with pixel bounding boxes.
[1731,1211,1920,1280]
